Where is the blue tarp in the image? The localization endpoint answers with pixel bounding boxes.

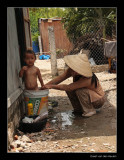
[39,55,50,60]
[32,41,39,53]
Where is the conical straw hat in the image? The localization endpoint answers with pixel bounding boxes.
[64,53,92,77]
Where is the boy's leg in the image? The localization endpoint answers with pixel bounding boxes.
[66,90,83,113]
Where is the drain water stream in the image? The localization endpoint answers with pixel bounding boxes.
[51,110,75,130]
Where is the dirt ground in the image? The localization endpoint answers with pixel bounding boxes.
[9,59,117,153]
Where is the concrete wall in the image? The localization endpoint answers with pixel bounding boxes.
[8,94,26,145]
[7,8,26,145]
[7,8,22,97]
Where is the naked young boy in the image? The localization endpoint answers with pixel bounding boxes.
[19,49,44,90]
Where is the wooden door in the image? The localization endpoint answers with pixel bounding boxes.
[22,8,32,49]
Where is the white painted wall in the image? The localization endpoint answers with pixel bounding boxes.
[7,8,22,98]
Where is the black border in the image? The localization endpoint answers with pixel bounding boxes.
[2,0,121,159]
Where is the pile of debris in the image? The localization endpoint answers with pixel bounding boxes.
[8,121,57,152]
[69,33,108,65]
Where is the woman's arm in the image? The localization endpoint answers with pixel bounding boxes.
[45,77,92,91]
[45,68,71,85]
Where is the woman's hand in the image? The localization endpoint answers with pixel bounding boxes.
[40,85,52,90]
[40,86,46,90]
[41,84,66,91]
[44,85,53,89]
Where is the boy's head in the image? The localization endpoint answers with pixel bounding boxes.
[24,49,36,67]
[24,49,36,59]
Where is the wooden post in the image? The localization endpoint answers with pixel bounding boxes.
[38,36,42,54]
[48,26,58,77]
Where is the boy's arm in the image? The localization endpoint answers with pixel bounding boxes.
[37,68,44,87]
[19,68,24,77]
[19,66,28,77]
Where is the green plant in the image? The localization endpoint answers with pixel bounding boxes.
[32,32,40,44]
[29,8,66,44]
[62,8,116,43]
